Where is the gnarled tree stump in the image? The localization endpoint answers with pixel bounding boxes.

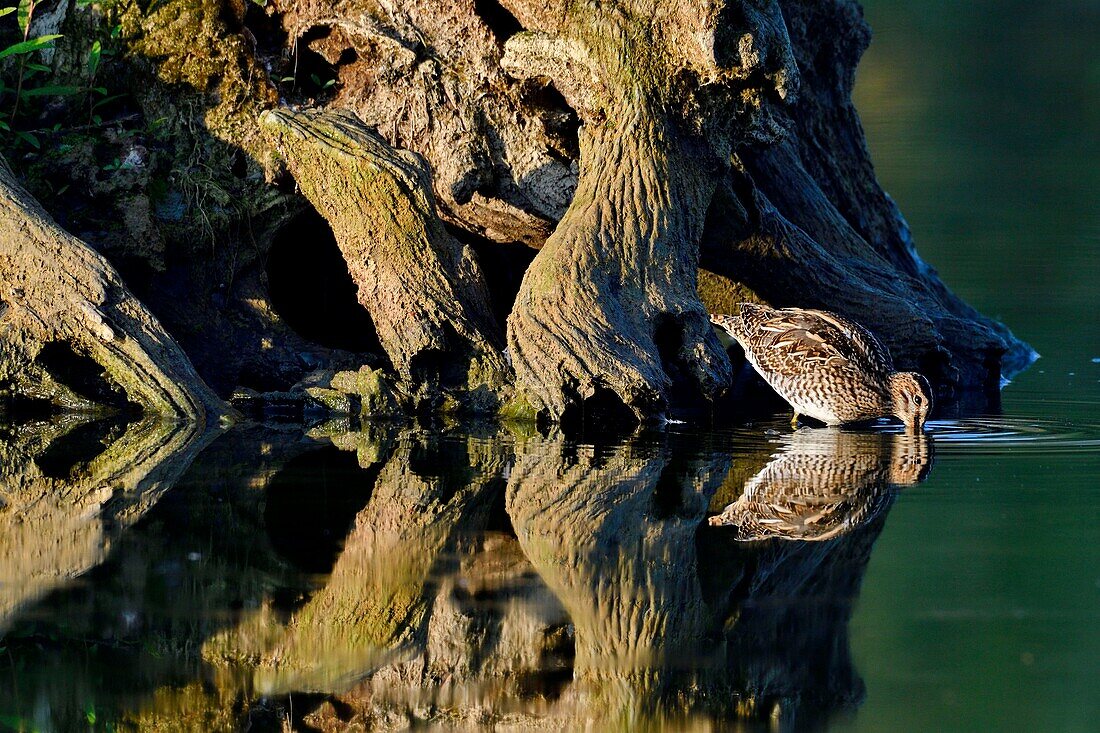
[0,0,1034,422]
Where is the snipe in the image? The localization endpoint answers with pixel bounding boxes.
[711,303,933,429]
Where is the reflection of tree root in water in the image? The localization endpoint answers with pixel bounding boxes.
[1,425,931,730]
[203,427,512,695]
[190,428,922,729]
[0,414,212,632]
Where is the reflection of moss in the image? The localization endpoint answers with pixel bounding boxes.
[499,392,539,422]
[203,430,506,693]
[118,678,265,733]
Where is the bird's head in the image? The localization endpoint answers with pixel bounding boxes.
[889,372,933,430]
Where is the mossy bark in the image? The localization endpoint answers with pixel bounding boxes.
[0,156,225,419]
[497,0,792,419]
[261,108,509,411]
[506,100,732,418]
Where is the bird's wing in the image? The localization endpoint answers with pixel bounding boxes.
[748,308,893,377]
[802,309,894,373]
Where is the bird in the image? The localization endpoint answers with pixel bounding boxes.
[711,303,933,430]
[707,428,933,540]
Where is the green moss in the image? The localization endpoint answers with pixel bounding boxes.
[331,366,402,417]
[304,386,353,415]
[696,269,764,315]
[498,393,538,422]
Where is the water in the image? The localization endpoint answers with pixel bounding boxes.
[3,1,1100,731]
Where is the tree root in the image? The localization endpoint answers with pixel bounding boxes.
[261,108,510,412]
[0,157,225,421]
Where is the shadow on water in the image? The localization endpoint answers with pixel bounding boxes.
[0,416,942,731]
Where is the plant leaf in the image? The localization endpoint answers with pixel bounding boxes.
[91,92,126,109]
[87,39,100,77]
[0,34,63,60]
[15,130,40,148]
[0,8,16,19]
[16,0,32,36]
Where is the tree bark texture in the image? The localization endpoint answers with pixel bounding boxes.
[0,0,1033,421]
[260,108,510,410]
[0,158,225,420]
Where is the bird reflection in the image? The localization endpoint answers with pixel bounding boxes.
[708,429,933,541]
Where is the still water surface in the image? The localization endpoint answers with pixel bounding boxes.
[3,1,1099,731]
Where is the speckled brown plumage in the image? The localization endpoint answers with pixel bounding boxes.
[708,429,933,541]
[712,303,933,428]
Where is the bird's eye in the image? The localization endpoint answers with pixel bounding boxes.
[914,396,923,405]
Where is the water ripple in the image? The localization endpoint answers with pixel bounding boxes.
[924,417,1100,454]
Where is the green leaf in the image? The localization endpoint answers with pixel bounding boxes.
[87,39,101,77]
[17,0,33,36]
[21,84,82,96]
[0,120,9,130]
[91,92,125,110]
[25,61,48,71]
[0,34,63,60]
[15,130,40,148]
[0,8,16,19]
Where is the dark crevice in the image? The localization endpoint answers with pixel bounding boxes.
[559,387,639,434]
[242,2,287,53]
[266,208,383,355]
[475,0,523,44]
[337,47,359,66]
[264,446,380,575]
[654,315,710,412]
[408,324,469,391]
[451,225,537,336]
[699,178,757,270]
[522,81,581,161]
[654,316,684,369]
[267,27,341,102]
[713,3,752,70]
[36,341,132,409]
